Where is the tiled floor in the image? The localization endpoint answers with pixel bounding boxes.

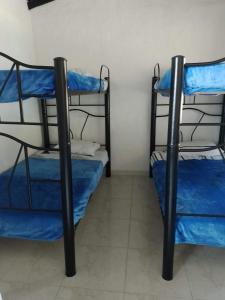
[0,175,225,299]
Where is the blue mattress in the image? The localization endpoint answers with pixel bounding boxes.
[0,157,103,241]
[0,69,106,102]
[152,159,225,247]
[157,63,225,96]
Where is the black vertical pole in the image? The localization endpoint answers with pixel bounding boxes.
[16,63,33,210]
[40,99,50,150]
[105,77,111,177]
[54,57,76,277]
[162,55,184,281]
[149,76,159,177]
[16,64,24,123]
[219,95,225,150]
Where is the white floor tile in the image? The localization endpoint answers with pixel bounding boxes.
[124,292,157,300]
[78,218,130,247]
[125,248,192,299]
[56,287,124,300]
[0,281,58,300]
[184,248,225,300]
[87,196,132,220]
[129,220,163,250]
[62,245,127,292]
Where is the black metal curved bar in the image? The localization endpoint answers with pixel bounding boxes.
[157,114,169,118]
[0,132,59,152]
[68,108,105,118]
[190,112,205,141]
[157,107,221,118]
[80,115,89,140]
[179,130,184,142]
[156,106,221,141]
[0,63,16,96]
[0,52,53,70]
[183,107,221,117]
[7,144,23,205]
[47,109,104,140]
[70,129,74,139]
[186,56,225,67]
[157,102,223,107]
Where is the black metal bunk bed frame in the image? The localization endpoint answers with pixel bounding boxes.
[41,65,111,177]
[0,52,111,277]
[150,55,225,281]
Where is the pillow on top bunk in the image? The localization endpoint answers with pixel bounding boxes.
[179,140,221,156]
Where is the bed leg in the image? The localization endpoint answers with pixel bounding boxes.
[64,228,76,277]
[162,227,175,280]
[149,167,153,178]
[54,57,76,277]
[106,161,111,177]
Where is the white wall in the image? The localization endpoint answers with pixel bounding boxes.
[0,0,42,171]
[31,0,225,172]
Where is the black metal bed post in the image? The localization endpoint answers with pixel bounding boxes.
[219,95,225,149]
[40,99,50,150]
[54,57,76,277]
[105,77,111,177]
[162,55,184,281]
[149,74,159,177]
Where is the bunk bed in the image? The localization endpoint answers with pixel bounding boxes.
[149,56,225,281]
[0,52,111,277]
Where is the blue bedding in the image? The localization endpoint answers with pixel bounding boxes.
[152,159,225,247]
[0,69,106,103]
[0,157,103,240]
[157,63,225,96]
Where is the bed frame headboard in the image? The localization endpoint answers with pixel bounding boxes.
[149,63,225,176]
[40,65,111,177]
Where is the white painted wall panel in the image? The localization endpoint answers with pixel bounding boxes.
[31,0,225,171]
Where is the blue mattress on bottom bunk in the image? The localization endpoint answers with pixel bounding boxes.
[152,159,225,247]
[157,63,225,96]
[0,157,103,241]
[0,69,106,103]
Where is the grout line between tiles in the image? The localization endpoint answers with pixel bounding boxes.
[55,285,126,299]
[183,262,195,300]
[122,176,135,294]
[53,284,62,300]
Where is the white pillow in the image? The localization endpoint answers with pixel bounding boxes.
[55,139,100,156]
[179,140,220,156]
[71,139,100,156]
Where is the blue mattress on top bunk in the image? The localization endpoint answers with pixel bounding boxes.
[0,157,103,241]
[152,159,225,247]
[0,69,106,102]
[156,63,225,96]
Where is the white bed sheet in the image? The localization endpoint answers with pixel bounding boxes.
[150,150,223,167]
[34,149,108,167]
